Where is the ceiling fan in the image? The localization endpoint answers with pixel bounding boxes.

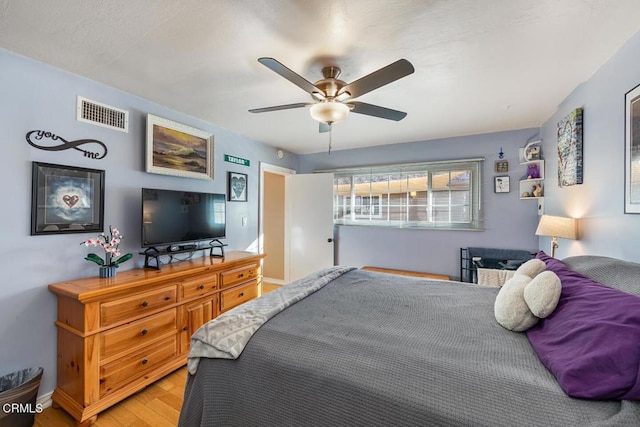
[249,57,415,133]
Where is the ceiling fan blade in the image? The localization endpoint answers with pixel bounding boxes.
[339,59,414,100]
[249,103,310,113]
[350,101,407,121]
[319,122,331,133]
[258,57,320,95]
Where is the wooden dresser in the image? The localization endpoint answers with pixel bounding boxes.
[48,251,265,426]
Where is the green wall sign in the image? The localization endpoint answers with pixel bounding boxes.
[224,154,250,167]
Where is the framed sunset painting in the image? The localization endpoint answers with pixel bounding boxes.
[145,114,214,180]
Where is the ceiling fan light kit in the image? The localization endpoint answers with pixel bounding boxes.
[250,57,415,132]
[309,101,350,124]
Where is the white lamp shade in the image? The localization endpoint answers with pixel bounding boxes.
[535,215,577,240]
[309,101,350,124]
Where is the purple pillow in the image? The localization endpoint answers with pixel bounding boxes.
[527,251,640,400]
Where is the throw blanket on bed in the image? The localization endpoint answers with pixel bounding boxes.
[187,266,356,373]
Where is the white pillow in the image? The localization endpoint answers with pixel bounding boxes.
[494,260,561,332]
[515,258,546,278]
[523,271,561,318]
[494,275,539,332]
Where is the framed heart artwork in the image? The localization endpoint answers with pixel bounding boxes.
[228,171,247,202]
[31,162,105,235]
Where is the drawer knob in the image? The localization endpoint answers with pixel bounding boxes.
[238,273,244,278]
[199,284,205,290]
[183,326,188,331]
[239,292,244,297]
[141,328,148,336]
[141,358,148,365]
[141,301,149,308]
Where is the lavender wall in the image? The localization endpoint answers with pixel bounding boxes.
[537,30,640,261]
[0,49,297,398]
[298,129,541,278]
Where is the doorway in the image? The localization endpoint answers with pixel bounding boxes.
[259,163,335,286]
[259,163,295,286]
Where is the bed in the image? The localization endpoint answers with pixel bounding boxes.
[179,255,640,426]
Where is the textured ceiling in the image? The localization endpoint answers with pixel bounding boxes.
[2,0,640,154]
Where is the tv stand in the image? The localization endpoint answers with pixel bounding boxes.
[142,240,228,269]
[209,239,226,258]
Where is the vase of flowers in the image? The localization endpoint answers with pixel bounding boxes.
[98,265,117,278]
[81,226,133,278]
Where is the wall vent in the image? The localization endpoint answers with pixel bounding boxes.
[76,96,129,132]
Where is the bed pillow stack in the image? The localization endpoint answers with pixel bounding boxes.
[527,252,640,401]
[493,259,561,331]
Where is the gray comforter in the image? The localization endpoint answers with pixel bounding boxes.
[179,268,640,426]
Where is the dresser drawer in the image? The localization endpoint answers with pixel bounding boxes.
[101,286,177,327]
[181,274,217,300]
[100,309,177,360]
[220,264,259,289]
[220,282,258,312]
[100,336,177,397]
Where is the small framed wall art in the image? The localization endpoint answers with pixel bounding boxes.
[31,162,105,235]
[494,160,509,173]
[146,114,214,180]
[494,175,510,193]
[228,172,248,202]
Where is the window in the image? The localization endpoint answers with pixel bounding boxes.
[332,159,483,230]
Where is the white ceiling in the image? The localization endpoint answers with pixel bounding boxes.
[2,1,640,154]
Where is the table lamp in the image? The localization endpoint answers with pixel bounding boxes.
[535,215,577,258]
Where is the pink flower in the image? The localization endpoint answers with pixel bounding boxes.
[81,225,132,268]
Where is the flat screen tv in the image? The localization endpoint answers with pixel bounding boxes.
[142,188,226,249]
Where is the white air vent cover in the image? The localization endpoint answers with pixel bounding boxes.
[76,96,129,132]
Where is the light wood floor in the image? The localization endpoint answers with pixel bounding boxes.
[35,367,187,426]
[262,281,281,293]
[36,283,282,427]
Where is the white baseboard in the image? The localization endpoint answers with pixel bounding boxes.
[37,390,53,409]
[263,277,287,285]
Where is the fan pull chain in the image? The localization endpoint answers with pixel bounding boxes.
[328,125,332,154]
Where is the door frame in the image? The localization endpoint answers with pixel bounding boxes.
[259,162,295,285]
